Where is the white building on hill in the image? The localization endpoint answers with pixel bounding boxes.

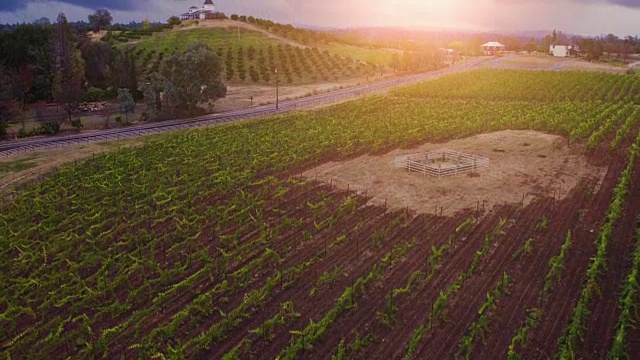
[181,0,216,20]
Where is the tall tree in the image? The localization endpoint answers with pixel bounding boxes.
[128,53,141,100]
[160,42,227,113]
[0,65,13,139]
[79,39,112,89]
[51,13,85,123]
[88,9,112,32]
[0,24,53,102]
[117,88,135,123]
[34,17,51,26]
[142,72,166,118]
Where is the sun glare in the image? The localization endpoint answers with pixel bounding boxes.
[378,0,464,26]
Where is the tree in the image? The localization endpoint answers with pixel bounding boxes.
[88,9,112,32]
[34,17,51,26]
[390,53,401,73]
[51,13,85,123]
[160,42,227,113]
[117,88,135,123]
[0,23,53,103]
[0,65,12,139]
[79,39,112,89]
[128,53,141,100]
[577,38,604,62]
[142,18,151,31]
[167,16,181,27]
[230,14,239,21]
[142,72,166,118]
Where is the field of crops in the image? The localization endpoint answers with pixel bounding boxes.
[394,69,640,104]
[1,69,640,359]
[128,28,382,84]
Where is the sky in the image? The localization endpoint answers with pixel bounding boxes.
[0,0,639,36]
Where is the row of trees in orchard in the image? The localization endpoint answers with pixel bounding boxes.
[229,14,335,46]
[390,46,445,73]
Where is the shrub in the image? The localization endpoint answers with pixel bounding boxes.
[17,127,32,138]
[84,87,109,102]
[140,112,150,122]
[249,66,259,82]
[167,16,181,26]
[100,31,112,42]
[115,115,123,124]
[40,122,60,135]
[71,119,83,129]
[0,120,6,139]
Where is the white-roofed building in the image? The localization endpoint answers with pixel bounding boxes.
[549,45,577,57]
[181,0,217,20]
[481,41,506,55]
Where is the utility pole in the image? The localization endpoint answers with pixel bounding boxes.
[275,67,279,110]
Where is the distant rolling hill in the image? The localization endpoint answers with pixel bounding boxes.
[115,19,393,85]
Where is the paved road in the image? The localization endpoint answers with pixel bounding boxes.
[0,58,488,158]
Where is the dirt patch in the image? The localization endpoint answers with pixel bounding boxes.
[558,59,628,74]
[303,130,606,215]
[499,55,568,69]
[213,76,389,112]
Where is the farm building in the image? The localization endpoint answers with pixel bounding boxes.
[549,45,577,57]
[482,41,506,55]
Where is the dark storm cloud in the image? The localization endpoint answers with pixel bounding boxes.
[0,0,145,12]
[0,0,28,12]
[603,0,640,6]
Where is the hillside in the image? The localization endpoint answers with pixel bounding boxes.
[118,19,393,85]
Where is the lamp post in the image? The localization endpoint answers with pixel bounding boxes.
[274,67,279,110]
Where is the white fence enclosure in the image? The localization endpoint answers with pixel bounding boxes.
[394,149,489,177]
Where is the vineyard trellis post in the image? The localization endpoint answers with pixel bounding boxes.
[275,67,280,110]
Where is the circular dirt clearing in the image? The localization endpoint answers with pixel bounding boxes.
[303,130,607,215]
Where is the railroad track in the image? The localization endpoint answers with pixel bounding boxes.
[0,59,486,158]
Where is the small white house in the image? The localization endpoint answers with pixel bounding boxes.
[550,45,575,57]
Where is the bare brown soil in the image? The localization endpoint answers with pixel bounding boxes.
[216,82,352,112]
[573,157,640,359]
[304,130,607,215]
